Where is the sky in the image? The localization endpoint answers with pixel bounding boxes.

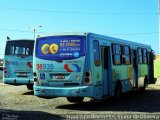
[0,0,158,58]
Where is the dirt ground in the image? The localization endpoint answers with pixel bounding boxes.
[0,80,160,120]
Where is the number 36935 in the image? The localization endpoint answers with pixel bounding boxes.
[36,64,53,70]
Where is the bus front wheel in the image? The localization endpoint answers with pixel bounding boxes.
[67,97,84,103]
[26,84,33,90]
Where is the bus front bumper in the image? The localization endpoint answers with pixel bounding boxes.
[34,85,93,97]
[3,78,33,85]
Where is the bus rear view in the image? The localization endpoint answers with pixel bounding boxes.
[34,34,91,102]
[34,32,154,103]
[3,39,34,90]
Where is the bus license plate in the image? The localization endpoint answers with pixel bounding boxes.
[55,74,65,79]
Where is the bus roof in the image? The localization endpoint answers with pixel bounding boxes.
[37,32,151,49]
[89,32,151,49]
[37,32,87,38]
[6,39,34,41]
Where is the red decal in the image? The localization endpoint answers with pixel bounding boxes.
[27,62,33,68]
[64,64,73,72]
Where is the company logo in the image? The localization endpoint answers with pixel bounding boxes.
[41,43,58,55]
[64,64,81,72]
[49,44,58,54]
[73,52,79,58]
[41,44,49,54]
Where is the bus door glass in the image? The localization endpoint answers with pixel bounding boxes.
[101,46,111,96]
[133,50,138,87]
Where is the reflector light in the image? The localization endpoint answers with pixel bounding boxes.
[85,72,90,77]
[34,78,38,82]
[85,78,90,83]
[33,72,37,76]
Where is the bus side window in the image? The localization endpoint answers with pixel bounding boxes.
[138,48,142,64]
[93,40,100,66]
[122,45,131,64]
[112,44,121,65]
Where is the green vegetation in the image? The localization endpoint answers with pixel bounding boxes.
[154,60,160,79]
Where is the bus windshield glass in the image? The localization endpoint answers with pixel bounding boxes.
[36,36,86,60]
[5,40,34,56]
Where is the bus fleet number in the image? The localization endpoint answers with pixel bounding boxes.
[36,64,53,70]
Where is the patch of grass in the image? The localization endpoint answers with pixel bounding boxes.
[154,60,160,78]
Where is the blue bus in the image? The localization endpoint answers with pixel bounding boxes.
[3,39,34,90]
[33,32,154,102]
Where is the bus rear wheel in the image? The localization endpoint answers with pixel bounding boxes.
[67,97,84,103]
[114,81,122,102]
[140,76,148,92]
[26,84,33,90]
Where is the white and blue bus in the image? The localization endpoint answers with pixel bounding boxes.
[33,32,154,102]
[3,39,34,90]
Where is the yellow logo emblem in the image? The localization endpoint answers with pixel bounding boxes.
[41,44,49,54]
[49,44,58,54]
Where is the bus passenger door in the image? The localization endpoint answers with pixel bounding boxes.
[101,46,112,96]
[148,51,154,84]
[133,50,138,88]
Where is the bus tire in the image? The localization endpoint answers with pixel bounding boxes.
[140,76,148,92]
[26,84,33,90]
[67,97,84,103]
[114,81,122,102]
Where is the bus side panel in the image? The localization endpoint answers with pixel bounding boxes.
[89,35,113,100]
[86,35,104,100]
[112,65,133,93]
[138,64,148,87]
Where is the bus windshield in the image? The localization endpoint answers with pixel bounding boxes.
[5,40,34,56]
[36,36,86,60]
